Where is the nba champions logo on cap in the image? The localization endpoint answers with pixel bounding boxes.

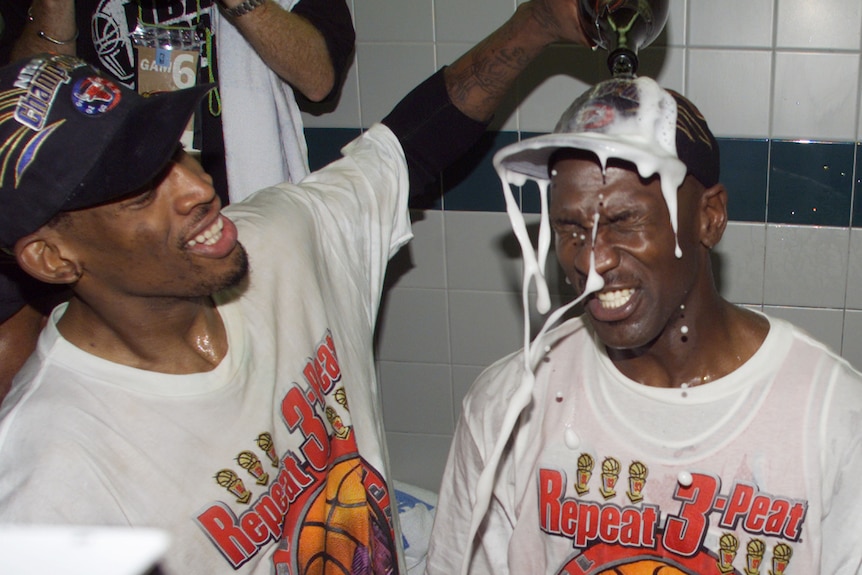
[10,55,82,131]
[0,55,84,188]
[71,76,122,116]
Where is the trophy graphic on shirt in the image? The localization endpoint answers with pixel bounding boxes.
[717,533,739,574]
[575,453,595,495]
[257,432,280,467]
[770,543,793,575]
[326,406,351,440]
[215,468,252,504]
[598,457,621,499]
[745,538,766,575]
[626,460,648,502]
[237,450,270,485]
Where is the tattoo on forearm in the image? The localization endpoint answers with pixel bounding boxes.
[448,42,531,115]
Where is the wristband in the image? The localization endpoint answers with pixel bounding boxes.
[27,7,79,45]
[221,0,266,18]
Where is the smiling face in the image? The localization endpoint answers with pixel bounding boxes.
[47,150,248,301]
[549,150,708,353]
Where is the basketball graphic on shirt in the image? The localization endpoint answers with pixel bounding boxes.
[595,560,689,574]
[557,543,746,575]
[296,457,395,574]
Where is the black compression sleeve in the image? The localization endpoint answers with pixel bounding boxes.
[381,68,489,196]
[290,0,356,103]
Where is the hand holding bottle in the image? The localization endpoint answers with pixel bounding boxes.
[578,0,669,76]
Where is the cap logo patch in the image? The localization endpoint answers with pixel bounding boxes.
[571,79,642,133]
[576,103,616,130]
[72,77,122,116]
[12,56,80,131]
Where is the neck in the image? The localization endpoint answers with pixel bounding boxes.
[606,292,769,389]
[57,293,228,374]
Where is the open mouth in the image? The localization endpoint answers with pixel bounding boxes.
[186,217,224,248]
[596,288,634,310]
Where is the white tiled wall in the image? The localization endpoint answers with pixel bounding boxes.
[303,0,862,492]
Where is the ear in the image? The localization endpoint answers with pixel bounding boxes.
[14,232,81,285]
[699,183,728,249]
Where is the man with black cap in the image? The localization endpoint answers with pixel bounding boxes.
[0,2,591,573]
[426,77,862,574]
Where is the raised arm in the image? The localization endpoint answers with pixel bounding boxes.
[444,0,590,122]
[220,0,355,102]
[382,0,590,194]
[10,0,78,61]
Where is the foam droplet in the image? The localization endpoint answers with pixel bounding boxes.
[677,471,692,487]
[680,325,689,334]
[536,288,551,314]
[564,427,580,449]
[585,269,604,293]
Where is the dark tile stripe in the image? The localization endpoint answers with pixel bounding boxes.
[306,128,862,227]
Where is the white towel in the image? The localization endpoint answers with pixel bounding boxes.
[394,481,438,575]
[214,1,310,203]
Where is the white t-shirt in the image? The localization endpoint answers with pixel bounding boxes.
[427,315,862,575]
[0,124,411,575]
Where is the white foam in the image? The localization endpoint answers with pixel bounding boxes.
[457,167,605,575]
[564,426,581,450]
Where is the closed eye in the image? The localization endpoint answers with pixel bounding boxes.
[604,209,650,230]
[121,187,156,209]
[117,155,177,210]
[552,217,588,235]
[606,210,636,224]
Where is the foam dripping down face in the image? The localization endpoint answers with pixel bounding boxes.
[456,77,688,575]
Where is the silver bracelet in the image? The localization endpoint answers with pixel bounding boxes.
[221,0,266,18]
[27,7,79,45]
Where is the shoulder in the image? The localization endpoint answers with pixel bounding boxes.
[0,398,105,523]
[226,125,408,247]
[229,125,405,210]
[767,314,858,374]
[758,315,862,413]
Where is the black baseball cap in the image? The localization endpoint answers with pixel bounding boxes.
[493,76,719,189]
[0,54,213,248]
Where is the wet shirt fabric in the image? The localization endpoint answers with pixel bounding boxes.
[427,315,862,575]
[0,124,412,575]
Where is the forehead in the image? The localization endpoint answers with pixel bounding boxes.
[548,153,664,206]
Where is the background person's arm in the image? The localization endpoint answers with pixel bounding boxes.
[10,0,78,62]
[221,0,354,102]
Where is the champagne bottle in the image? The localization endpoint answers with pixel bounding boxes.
[579,0,669,77]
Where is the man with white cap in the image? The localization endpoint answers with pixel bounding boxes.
[0,1,591,573]
[426,77,862,574]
